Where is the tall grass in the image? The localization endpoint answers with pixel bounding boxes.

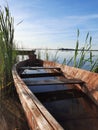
[0,6,17,95]
[36,30,98,72]
[73,30,93,68]
[45,49,50,61]
[61,30,98,72]
[52,50,59,62]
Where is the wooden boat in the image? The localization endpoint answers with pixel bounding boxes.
[12,51,98,130]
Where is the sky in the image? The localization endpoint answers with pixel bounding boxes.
[1,0,98,49]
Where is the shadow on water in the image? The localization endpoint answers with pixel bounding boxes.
[36,92,98,130]
[26,82,98,130]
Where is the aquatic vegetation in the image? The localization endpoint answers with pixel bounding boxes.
[92,65,98,73]
[52,50,59,62]
[44,49,50,61]
[62,30,98,72]
[36,50,42,60]
[0,6,17,94]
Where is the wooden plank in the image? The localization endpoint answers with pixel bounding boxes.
[60,78,85,85]
[24,79,63,86]
[35,89,86,102]
[25,78,85,86]
[17,50,33,55]
[20,72,63,78]
[20,66,61,71]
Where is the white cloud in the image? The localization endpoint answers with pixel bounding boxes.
[65,14,98,20]
[2,0,97,49]
[14,13,98,49]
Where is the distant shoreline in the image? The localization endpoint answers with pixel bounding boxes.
[17,48,98,52]
[58,48,98,51]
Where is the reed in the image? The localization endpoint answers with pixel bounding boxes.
[36,50,41,59]
[44,49,49,61]
[74,29,79,67]
[63,30,98,72]
[0,6,17,95]
[52,50,59,62]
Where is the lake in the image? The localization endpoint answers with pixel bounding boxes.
[35,50,98,71]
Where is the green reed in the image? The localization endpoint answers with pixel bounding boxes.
[61,30,98,72]
[45,49,50,61]
[0,6,17,94]
[36,50,41,59]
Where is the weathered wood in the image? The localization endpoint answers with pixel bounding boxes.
[20,72,62,78]
[25,78,85,86]
[20,66,61,71]
[12,52,98,130]
[60,78,85,85]
[17,50,34,55]
[12,65,64,130]
[43,60,98,105]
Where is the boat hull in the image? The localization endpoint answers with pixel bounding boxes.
[12,55,98,130]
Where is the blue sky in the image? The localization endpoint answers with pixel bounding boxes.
[1,0,98,49]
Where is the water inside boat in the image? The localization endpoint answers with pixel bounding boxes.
[21,67,98,130]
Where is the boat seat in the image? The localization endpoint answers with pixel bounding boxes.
[24,78,85,86]
[20,72,63,78]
